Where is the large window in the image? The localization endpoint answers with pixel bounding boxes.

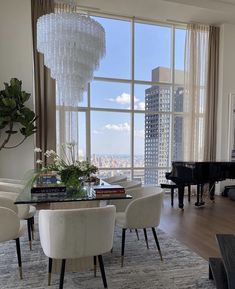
[57,15,187,185]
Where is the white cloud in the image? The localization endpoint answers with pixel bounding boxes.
[103,122,144,138]
[108,93,139,105]
[134,101,145,110]
[104,122,130,132]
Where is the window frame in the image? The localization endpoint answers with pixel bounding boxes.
[56,14,188,183]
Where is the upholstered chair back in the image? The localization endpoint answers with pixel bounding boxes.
[0,182,24,193]
[39,205,116,260]
[0,195,18,214]
[0,206,20,242]
[111,185,162,213]
[127,185,162,198]
[0,178,23,185]
[117,180,142,190]
[0,191,29,219]
[103,175,127,184]
[125,188,164,229]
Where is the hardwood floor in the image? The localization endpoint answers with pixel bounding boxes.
[160,193,235,261]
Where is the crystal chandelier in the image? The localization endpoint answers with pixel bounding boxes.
[36,1,105,106]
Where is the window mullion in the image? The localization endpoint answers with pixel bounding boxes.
[86,83,91,162]
[130,17,135,179]
[170,26,176,165]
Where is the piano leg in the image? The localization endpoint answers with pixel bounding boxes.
[195,184,205,206]
[209,182,215,201]
[196,184,200,205]
[200,184,205,205]
[178,185,185,209]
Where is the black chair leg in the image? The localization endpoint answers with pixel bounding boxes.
[48,258,53,285]
[27,219,32,250]
[143,228,149,249]
[93,256,97,277]
[121,228,126,267]
[15,238,22,279]
[152,227,163,261]
[98,255,107,288]
[59,259,66,289]
[30,217,34,240]
[171,187,174,207]
[135,229,139,240]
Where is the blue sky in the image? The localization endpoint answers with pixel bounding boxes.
[78,17,186,156]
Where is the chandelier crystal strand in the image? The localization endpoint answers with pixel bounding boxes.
[37,10,105,106]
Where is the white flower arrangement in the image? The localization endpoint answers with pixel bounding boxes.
[34,142,98,187]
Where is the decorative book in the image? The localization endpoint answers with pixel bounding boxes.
[36,173,58,185]
[93,184,125,195]
[95,193,127,198]
[31,184,66,194]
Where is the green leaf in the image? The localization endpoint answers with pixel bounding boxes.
[21,91,30,103]
[0,78,37,148]
[2,98,12,106]
[20,107,35,121]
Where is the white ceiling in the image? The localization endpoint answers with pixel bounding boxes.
[78,0,235,25]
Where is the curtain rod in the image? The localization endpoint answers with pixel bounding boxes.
[54,3,186,27]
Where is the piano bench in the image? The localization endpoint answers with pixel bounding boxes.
[160,183,191,207]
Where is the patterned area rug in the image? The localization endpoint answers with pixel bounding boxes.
[0,221,215,289]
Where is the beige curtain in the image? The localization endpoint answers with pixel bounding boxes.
[183,24,209,161]
[203,26,220,161]
[31,0,56,164]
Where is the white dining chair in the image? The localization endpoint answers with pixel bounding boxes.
[117,180,142,190]
[102,175,127,184]
[0,178,24,184]
[39,205,116,289]
[0,197,25,279]
[0,181,24,193]
[110,180,142,213]
[115,187,164,266]
[0,191,36,250]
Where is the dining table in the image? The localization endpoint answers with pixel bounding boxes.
[15,179,132,273]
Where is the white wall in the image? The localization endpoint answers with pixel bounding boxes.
[0,0,34,179]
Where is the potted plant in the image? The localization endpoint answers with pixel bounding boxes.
[35,142,98,190]
[0,78,37,151]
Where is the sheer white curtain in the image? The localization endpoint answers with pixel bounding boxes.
[56,105,81,159]
[183,24,209,161]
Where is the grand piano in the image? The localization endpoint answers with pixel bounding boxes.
[166,161,235,209]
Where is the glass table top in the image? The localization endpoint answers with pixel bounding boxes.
[15,182,132,204]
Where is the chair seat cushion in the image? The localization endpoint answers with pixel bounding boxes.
[116,212,127,228]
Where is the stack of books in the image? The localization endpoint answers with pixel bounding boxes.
[93,184,125,198]
[31,184,66,194]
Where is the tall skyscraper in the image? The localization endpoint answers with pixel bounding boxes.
[144,67,184,185]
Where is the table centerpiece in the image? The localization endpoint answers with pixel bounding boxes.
[35,143,98,191]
